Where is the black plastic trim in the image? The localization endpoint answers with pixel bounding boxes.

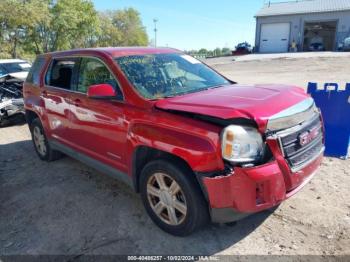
[211,208,252,223]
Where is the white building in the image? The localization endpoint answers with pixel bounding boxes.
[255,0,350,53]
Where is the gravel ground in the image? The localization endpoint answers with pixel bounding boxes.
[206,52,350,89]
[0,53,349,256]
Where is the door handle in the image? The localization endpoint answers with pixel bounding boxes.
[73,98,82,107]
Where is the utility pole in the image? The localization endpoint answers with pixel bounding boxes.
[153,18,158,47]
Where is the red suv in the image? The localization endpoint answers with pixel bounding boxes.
[23,48,324,236]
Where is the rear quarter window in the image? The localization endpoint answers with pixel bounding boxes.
[45,58,78,90]
[26,57,46,86]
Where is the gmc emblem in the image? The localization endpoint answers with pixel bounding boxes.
[298,127,320,147]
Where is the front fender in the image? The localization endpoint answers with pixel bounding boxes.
[127,121,224,173]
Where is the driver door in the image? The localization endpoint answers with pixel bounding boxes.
[68,56,128,172]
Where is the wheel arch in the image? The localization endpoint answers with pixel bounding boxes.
[25,110,40,128]
[132,146,200,193]
[25,108,51,135]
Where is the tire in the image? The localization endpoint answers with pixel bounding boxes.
[30,118,62,161]
[140,159,209,236]
[0,118,10,127]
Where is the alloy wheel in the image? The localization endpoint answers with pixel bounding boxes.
[147,172,187,226]
[33,126,47,156]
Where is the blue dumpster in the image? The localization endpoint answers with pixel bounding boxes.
[307,82,350,159]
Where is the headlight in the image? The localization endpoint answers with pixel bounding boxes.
[221,125,263,163]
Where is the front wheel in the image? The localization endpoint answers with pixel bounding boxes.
[140,159,209,236]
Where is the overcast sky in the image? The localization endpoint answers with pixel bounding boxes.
[92,0,277,50]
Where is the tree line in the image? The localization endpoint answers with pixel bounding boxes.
[186,47,232,58]
[0,0,149,59]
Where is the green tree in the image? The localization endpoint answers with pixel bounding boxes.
[198,48,208,54]
[213,47,222,57]
[50,0,98,51]
[109,8,148,46]
[221,47,231,55]
[90,12,121,47]
[0,1,149,58]
[24,0,51,55]
[0,0,49,58]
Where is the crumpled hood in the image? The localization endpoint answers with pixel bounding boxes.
[8,72,28,81]
[155,84,310,131]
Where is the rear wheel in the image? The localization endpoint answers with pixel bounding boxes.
[30,118,62,161]
[140,159,209,236]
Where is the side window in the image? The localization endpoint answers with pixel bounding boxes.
[26,57,45,86]
[45,58,78,90]
[77,58,123,100]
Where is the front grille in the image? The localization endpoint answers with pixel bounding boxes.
[277,115,324,172]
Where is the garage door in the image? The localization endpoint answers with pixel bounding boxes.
[260,23,290,53]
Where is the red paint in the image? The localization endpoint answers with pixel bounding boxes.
[156,84,309,131]
[87,84,116,98]
[203,155,322,212]
[23,48,323,218]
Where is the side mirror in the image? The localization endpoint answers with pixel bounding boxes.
[87,84,116,99]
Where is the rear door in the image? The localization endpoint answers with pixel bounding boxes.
[68,56,128,172]
[43,57,79,144]
[260,23,290,53]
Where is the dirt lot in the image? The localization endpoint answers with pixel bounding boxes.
[207,52,350,88]
[1,53,350,256]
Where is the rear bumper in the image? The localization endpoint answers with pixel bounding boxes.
[198,153,323,223]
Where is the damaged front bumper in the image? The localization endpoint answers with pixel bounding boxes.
[197,153,323,223]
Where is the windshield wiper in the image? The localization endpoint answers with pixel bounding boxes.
[158,83,230,99]
[205,83,231,90]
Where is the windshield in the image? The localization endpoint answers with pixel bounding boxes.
[115,53,230,99]
[1,62,31,74]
